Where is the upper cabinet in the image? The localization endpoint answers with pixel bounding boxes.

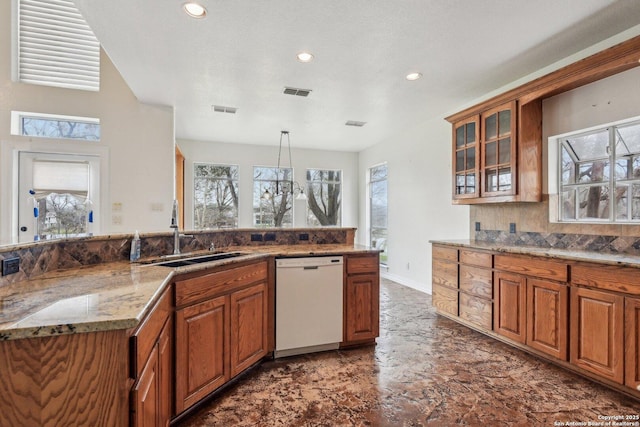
[451,100,541,204]
[447,35,640,205]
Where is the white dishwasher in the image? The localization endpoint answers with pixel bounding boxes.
[275,256,344,358]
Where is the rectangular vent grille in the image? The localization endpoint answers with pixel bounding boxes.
[283,87,312,97]
[345,121,367,127]
[212,105,238,114]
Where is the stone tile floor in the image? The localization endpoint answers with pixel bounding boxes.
[178,278,640,426]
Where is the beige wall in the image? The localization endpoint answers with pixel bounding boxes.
[0,1,175,244]
[470,67,640,237]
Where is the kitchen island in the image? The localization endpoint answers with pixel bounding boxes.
[0,237,380,427]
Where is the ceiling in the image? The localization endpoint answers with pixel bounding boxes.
[73,0,640,152]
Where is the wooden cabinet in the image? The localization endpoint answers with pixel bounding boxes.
[449,100,542,204]
[344,254,380,344]
[458,249,492,330]
[432,245,459,317]
[494,271,527,343]
[625,297,640,391]
[571,286,624,384]
[174,260,269,415]
[130,287,173,427]
[526,278,568,360]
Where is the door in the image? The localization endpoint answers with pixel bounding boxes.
[570,287,623,384]
[230,282,268,377]
[494,271,526,343]
[344,273,380,342]
[175,295,229,413]
[526,278,568,360]
[132,345,160,427]
[18,151,100,242]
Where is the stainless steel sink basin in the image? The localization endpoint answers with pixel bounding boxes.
[152,252,246,267]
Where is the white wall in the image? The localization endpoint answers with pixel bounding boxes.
[177,139,359,230]
[358,117,470,294]
[0,0,175,244]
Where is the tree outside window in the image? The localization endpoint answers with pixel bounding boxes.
[194,164,238,229]
[253,166,293,227]
[306,169,341,226]
[369,164,388,265]
[559,120,640,222]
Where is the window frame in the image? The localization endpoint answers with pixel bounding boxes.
[252,165,295,228]
[368,163,388,265]
[11,111,101,141]
[193,163,239,229]
[305,168,342,227]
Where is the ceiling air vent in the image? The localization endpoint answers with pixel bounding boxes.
[212,105,238,114]
[345,121,367,127]
[283,87,312,97]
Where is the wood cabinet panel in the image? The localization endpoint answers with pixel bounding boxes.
[459,293,492,330]
[625,298,640,391]
[526,278,568,360]
[230,282,268,378]
[345,273,380,342]
[433,245,458,262]
[132,345,159,427]
[459,250,492,268]
[175,261,268,307]
[459,265,492,299]
[432,259,458,290]
[494,254,567,282]
[346,255,379,275]
[573,263,640,295]
[494,271,527,343]
[175,295,229,413]
[570,287,624,384]
[432,284,458,317]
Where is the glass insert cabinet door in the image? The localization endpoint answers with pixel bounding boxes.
[481,101,516,196]
[452,115,480,198]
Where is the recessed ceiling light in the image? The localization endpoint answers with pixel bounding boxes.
[296,52,314,63]
[183,2,207,18]
[406,72,422,81]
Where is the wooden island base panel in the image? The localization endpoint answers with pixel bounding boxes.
[0,249,380,427]
[431,240,640,401]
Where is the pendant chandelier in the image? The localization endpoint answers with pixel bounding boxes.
[262,130,307,201]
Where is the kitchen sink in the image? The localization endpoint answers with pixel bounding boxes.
[152,252,246,267]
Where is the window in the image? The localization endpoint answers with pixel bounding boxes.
[369,164,388,265]
[253,166,294,227]
[555,118,640,223]
[15,0,100,91]
[306,169,341,226]
[18,152,100,242]
[11,111,101,141]
[193,164,238,229]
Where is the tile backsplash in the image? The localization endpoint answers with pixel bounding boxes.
[0,228,355,287]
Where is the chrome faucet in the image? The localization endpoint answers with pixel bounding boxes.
[170,200,192,255]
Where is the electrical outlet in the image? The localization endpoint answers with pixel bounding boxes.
[2,257,20,276]
[509,223,516,233]
[299,233,309,241]
[265,233,276,241]
[250,234,263,242]
[475,222,481,231]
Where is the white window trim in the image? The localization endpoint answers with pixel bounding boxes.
[10,110,100,141]
[192,162,240,229]
[305,168,343,227]
[548,115,640,224]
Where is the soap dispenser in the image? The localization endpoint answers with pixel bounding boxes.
[130,231,141,262]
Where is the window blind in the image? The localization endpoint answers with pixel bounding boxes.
[18,0,100,91]
[33,160,89,194]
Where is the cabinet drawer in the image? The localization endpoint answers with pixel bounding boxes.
[460,250,492,268]
[432,284,458,317]
[130,286,172,379]
[459,265,492,299]
[433,245,458,262]
[175,261,268,307]
[346,255,379,275]
[432,259,458,289]
[459,293,492,330]
[572,263,640,295]
[494,254,567,282]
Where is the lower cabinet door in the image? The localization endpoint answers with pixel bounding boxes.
[432,284,459,317]
[458,293,492,330]
[230,282,268,377]
[570,287,624,384]
[494,271,526,343]
[132,345,160,427]
[625,297,640,390]
[345,273,380,342]
[526,278,568,360]
[175,295,229,414]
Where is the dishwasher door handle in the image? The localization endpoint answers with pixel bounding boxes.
[303,266,319,270]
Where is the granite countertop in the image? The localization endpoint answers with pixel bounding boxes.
[0,244,377,341]
[430,239,640,268]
